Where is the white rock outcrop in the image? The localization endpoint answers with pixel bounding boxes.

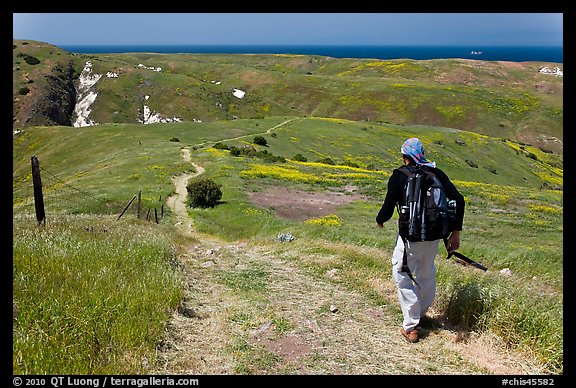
[539,66,563,77]
[73,61,103,127]
[138,63,162,72]
[138,95,182,124]
[232,88,246,99]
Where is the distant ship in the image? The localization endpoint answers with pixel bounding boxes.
[470,51,483,55]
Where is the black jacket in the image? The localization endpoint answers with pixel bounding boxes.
[376,165,465,231]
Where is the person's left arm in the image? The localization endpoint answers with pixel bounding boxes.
[435,168,465,231]
[435,168,464,252]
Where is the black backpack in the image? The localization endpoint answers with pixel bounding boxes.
[397,165,456,242]
[396,165,457,286]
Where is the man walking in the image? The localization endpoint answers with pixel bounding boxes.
[376,138,465,343]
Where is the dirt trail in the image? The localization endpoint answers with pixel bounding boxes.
[165,148,204,235]
[193,118,299,149]
[154,147,545,375]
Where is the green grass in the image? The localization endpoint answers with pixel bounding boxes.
[176,119,563,372]
[228,336,282,375]
[13,116,563,374]
[13,214,182,374]
[12,40,563,373]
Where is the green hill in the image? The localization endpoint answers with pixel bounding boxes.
[12,40,563,374]
[13,39,563,154]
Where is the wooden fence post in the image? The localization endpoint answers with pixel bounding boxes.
[31,156,46,225]
[137,190,142,219]
[154,208,158,224]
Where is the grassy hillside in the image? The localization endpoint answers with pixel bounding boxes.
[12,40,563,154]
[13,117,563,373]
[12,40,86,127]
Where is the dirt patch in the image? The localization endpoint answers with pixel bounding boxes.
[239,71,275,88]
[256,334,313,363]
[247,186,367,221]
[497,61,527,70]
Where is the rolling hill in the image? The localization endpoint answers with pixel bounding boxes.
[12,39,563,375]
[13,39,563,154]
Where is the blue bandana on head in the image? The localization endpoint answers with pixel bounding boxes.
[401,138,436,168]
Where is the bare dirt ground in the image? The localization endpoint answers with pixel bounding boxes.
[248,186,367,221]
[153,147,546,375]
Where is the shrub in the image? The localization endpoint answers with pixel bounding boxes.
[213,142,229,150]
[239,145,257,157]
[253,150,286,163]
[292,153,307,162]
[316,157,335,165]
[169,137,180,142]
[253,135,267,146]
[23,55,40,65]
[341,161,360,168]
[18,87,30,96]
[255,150,271,158]
[272,156,286,163]
[186,177,222,208]
[465,159,478,168]
[229,146,241,156]
[366,164,377,171]
[263,153,286,163]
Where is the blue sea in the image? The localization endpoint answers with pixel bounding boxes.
[61,45,563,63]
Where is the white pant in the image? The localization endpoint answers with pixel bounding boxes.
[391,234,440,332]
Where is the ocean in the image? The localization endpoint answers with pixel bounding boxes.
[60,45,563,63]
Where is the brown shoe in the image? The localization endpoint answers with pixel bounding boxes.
[401,327,419,343]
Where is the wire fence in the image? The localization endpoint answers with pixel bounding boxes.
[13,157,167,224]
[14,164,107,211]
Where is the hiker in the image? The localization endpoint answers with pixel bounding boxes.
[376,137,465,343]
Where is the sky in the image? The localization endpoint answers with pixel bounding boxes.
[12,13,563,46]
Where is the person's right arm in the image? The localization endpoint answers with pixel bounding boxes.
[376,170,403,226]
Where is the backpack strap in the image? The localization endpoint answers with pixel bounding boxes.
[398,165,412,177]
[397,164,424,285]
[400,235,421,289]
[395,166,411,214]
